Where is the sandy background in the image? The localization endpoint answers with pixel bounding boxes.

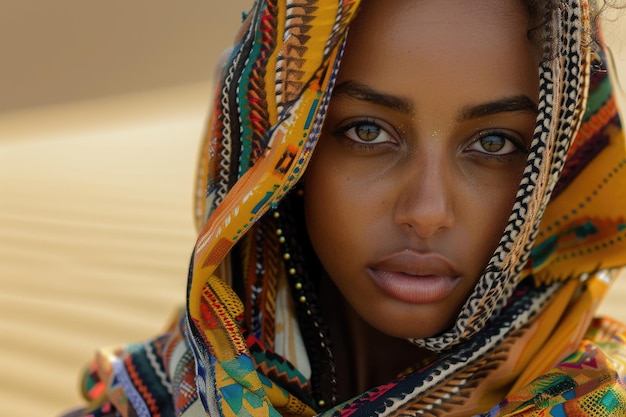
[0,3,625,416]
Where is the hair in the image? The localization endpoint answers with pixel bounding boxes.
[523,0,558,31]
[523,0,626,53]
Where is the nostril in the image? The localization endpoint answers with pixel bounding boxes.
[395,193,455,239]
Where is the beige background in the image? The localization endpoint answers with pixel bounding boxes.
[0,0,250,112]
[0,3,625,416]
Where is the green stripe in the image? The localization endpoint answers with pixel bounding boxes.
[582,76,612,122]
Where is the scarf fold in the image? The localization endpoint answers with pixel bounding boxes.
[77,1,626,416]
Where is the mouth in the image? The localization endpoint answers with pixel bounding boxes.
[368,250,461,304]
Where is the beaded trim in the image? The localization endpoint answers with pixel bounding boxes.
[272,195,337,409]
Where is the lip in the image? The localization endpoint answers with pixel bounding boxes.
[368,250,461,304]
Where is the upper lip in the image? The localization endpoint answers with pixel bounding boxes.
[370,249,461,277]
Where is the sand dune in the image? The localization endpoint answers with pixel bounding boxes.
[0,84,207,415]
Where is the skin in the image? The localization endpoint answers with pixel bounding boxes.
[305,0,541,394]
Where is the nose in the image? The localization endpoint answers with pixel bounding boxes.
[393,157,455,239]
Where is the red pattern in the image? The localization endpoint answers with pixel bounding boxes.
[124,355,161,417]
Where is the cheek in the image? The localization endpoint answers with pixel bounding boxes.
[303,145,377,274]
[304,143,365,236]
[304,165,358,247]
[303,155,349,260]
[461,166,523,260]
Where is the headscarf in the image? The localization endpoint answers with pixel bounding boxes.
[77,1,626,416]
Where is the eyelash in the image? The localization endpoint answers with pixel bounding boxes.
[467,130,529,161]
[334,118,397,151]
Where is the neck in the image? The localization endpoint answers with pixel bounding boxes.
[319,274,432,402]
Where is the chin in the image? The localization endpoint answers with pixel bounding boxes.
[367,314,456,340]
[390,327,450,340]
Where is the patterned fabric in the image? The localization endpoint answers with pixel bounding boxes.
[76,1,626,416]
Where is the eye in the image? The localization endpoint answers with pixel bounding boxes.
[468,131,525,156]
[341,119,396,145]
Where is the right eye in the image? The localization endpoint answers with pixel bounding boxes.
[341,119,396,145]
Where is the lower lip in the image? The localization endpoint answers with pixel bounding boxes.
[368,269,460,304]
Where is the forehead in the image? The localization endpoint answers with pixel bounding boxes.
[333,0,540,122]
[347,0,532,51]
[339,0,538,81]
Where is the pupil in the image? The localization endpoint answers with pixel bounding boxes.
[356,124,380,141]
[481,135,504,152]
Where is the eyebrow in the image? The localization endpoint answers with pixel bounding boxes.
[332,80,413,114]
[332,79,538,120]
[459,95,539,121]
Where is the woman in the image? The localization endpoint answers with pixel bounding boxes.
[72,0,626,415]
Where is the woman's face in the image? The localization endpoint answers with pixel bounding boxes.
[304,0,540,338]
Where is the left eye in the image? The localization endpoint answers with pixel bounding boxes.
[468,133,521,155]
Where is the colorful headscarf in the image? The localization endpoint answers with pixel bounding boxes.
[77,1,626,416]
